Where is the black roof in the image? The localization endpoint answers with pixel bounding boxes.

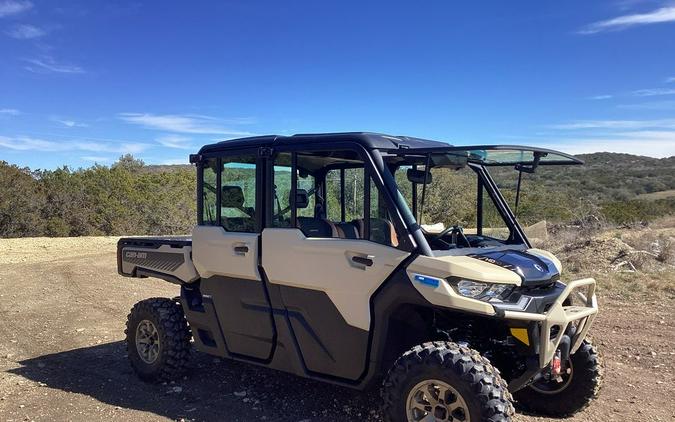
[197,132,583,166]
[198,132,451,154]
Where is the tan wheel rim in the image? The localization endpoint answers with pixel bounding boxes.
[406,379,470,421]
[135,319,160,364]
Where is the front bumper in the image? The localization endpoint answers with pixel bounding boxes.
[501,278,598,368]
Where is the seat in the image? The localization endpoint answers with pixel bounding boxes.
[297,217,337,238]
[335,222,360,239]
[293,188,338,238]
[221,185,255,232]
[352,218,398,247]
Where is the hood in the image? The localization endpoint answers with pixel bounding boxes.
[467,249,560,286]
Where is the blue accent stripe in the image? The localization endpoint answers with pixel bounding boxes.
[414,274,441,288]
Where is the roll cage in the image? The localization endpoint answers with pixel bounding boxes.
[192,133,582,257]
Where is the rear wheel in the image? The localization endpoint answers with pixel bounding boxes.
[381,341,514,422]
[125,298,192,381]
[514,340,602,416]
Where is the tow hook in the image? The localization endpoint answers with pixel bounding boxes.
[532,334,572,385]
[551,350,563,377]
[550,334,573,381]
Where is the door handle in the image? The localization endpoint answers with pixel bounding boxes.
[233,245,249,254]
[351,255,373,267]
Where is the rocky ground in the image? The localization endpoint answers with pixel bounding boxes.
[0,235,674,421]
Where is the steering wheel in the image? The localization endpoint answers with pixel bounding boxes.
[431,225,471,247]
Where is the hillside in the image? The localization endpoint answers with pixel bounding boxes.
[141,152,675,202]
[491,152,675,202]
[1,152,673,238]
[145,152,675,199]
[540,152,675,201]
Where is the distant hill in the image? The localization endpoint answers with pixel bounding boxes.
[491,152,675,202]
[144,152,675,202]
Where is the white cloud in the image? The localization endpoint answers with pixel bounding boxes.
[618,100,675,110]
[616,130,675,140]
[0,136,54,151]
[541,118,675,157]
[0,0,32,18]
[5,24,45,39]
[0,108,20,115]
[542,137,675,157]
[80,156,110,163]
[666,76,675,83]
[495,132,675,157]
[23,57,85,74]
[155,134,193,149]
[588,94,613,100]
[549,118,675,130]
[631,88,675,96]
[0,135,148,154]
[51,117,88,128]
[119,113,255,136]
[579,6,675,34]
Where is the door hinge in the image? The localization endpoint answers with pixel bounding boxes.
[259,147,273,158]
[189,154,203,164]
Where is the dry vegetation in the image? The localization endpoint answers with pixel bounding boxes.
[532,216,675,300]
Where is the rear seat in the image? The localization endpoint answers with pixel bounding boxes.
[292,188,397,245]
[297,217,397,246]
[297,216,337,238]
[335,222,359,239]
[352,218,399,247]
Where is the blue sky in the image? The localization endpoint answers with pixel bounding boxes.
[1,0,675,169]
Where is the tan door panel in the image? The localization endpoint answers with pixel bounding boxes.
[192,225,260,280]
[262,228,409,331]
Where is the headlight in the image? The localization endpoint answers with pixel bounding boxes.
[454,279,513,301]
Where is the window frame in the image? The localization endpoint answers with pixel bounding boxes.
[392,161,527,246]
[196,148,263,233]
[264,142,414,251]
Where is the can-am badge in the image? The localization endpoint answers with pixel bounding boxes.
[534,264,544,272]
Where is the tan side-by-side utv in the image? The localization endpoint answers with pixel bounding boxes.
[117,132,601,421]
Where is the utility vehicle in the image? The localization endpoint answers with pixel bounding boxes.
[118,132,601,422]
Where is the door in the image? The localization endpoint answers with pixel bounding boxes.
[261,149,410,380]
[192,152,275,361]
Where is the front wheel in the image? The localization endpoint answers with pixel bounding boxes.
[381,341,514,422]
[514,340,602,416]
[125,297,192,381]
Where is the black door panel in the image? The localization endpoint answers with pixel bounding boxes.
[280,286,369,380]
[201,276,276,360]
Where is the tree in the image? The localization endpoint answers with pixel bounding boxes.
[0,161,45,237]
[113,154,145,172]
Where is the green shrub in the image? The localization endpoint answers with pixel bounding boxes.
[601,199,675,225]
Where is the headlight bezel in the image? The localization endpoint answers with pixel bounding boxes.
[449,277,514,302]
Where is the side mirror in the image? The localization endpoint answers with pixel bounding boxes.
[407,168,432,184]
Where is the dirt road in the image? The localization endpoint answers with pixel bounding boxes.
[1,237,674,421]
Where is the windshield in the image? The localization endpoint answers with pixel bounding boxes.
[390,154,524,251]
[466,147,581,166]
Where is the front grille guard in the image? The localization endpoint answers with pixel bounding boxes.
[503,278,598,368]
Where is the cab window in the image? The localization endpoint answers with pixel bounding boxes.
[221,155,257,232]
[198,154,258,233]
[271,149,400,248]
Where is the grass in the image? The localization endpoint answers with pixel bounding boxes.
[635,189,675,200]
